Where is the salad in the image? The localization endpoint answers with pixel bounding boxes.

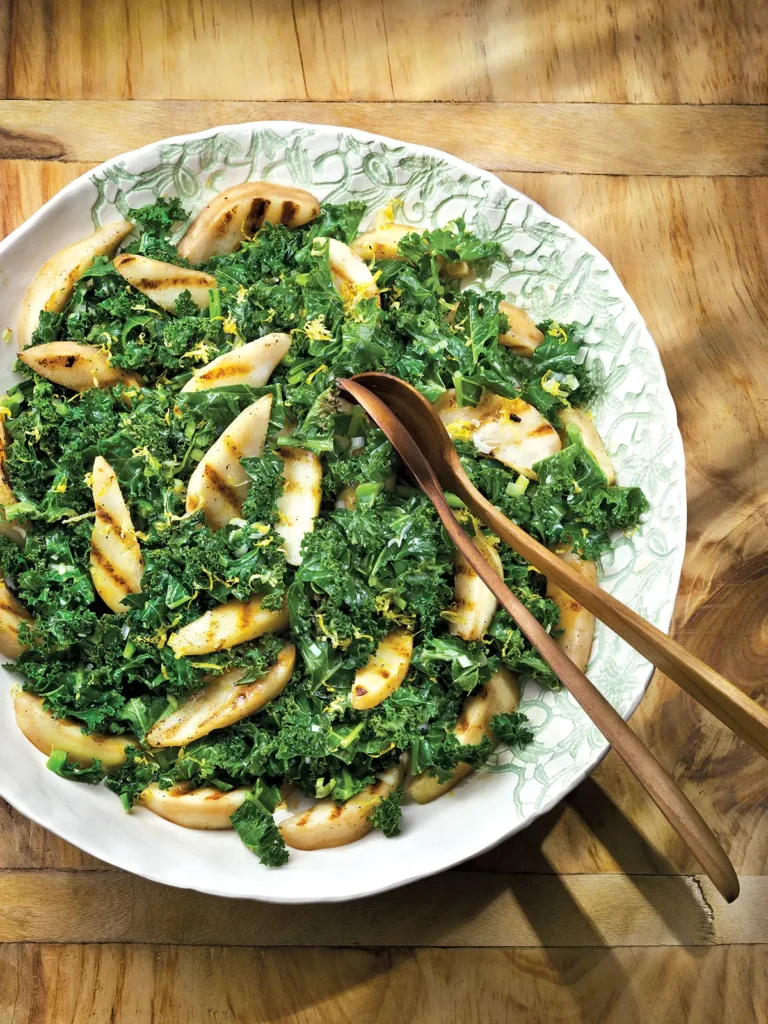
[0,183,648,865]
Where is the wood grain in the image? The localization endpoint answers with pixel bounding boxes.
[2,0,766,103]
[0,100,767,175]
[1,943,767,1024]
[2,0,768,1007]
[3,869,768,947]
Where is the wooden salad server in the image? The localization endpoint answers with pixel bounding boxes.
[338,375,740,903]
[342,372,768,764]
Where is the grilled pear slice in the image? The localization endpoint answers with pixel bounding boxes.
[17,220,133,350]
[181,333,291,392]
[19,342,141,392]
[140,782,250,830]
[448,533,503,642]
[275,448,322,566]
[186,394,272,529]
[0,425,25,546]
[169,595,289,657]
[177,181,320,264]
[558,407,616,485]
[350,629,414,710]
[498,301,545,357]
[113,253,217,312]
[89,457,143,614]
[280,757,407,851]
[321,238,379,304]
[0,581,33,657]
[350,223,418,262]
[14,691,136,767]
[436,389,561,480]
[408,667,520,804]
[0,423,14,509]
[546,548,598,672]
[146,643,296,748]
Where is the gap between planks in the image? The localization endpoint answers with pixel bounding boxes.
[1,870,766,947]
[0,101,766,175]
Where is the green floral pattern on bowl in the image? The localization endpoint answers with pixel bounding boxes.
[90,122,686,812]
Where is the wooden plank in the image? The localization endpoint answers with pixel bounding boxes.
[1,869,766,947]
[0,100,767,175]
[0,163,765,880]
[3,0,767,104]
[2,944,767,1024]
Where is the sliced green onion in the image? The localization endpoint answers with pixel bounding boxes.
[46,749,68,773]
[355,481,384,504]
[505,474,529,497]
[208,288,222,319]
[444,492,467,509]
[453,372,466,408]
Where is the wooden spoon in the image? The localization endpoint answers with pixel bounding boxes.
[338,375,739,903]
[344,372,768,763]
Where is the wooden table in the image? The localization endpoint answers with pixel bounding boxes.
[1,2,767,1021]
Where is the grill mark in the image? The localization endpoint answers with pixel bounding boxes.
[90,539,131,591]
[197,360,239,383]
[354,684,368,697]
[245,198,269,234]
[135,275,212,290]
[95,505,121,533]
[215,208,236,236]
[280,200,299,226]
[530,423,556,437]
[36,352,81,371]
[202,463,242,512]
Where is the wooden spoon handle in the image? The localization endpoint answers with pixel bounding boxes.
[430,489,739,904]
[453,477,768,762]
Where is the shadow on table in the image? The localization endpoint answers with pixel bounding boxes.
[248,777,718,1023]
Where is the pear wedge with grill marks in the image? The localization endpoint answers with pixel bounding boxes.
[280,757,407,851]
[177,181,320,264]
[146,643,296,748]
[186,394,272,530]
[19,341,141,392]
[0,424,25,546]
[350,630,414,710]
[321,237,379,304]
[113,253,217,312]
[0,581,33,657]
[168,595,289,657]
[140,782,251,830]
[546,547,599,672]
[89,456,143,614]
[408,668,520,804]
[181,333,291,392]
[351,224,419,262]
[498,301,545,357]
[448,533,503,642]
[558,407,616,485]
[436,388,561,480]
[14,691,137,766]
[17,220,133,350]
[275,447,322,566]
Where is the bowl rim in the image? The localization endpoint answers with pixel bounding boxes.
[0,120,687,902]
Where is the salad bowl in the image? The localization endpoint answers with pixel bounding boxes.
[0,121,685,903]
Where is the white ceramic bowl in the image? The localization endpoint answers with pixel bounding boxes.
[0,122,685,902]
